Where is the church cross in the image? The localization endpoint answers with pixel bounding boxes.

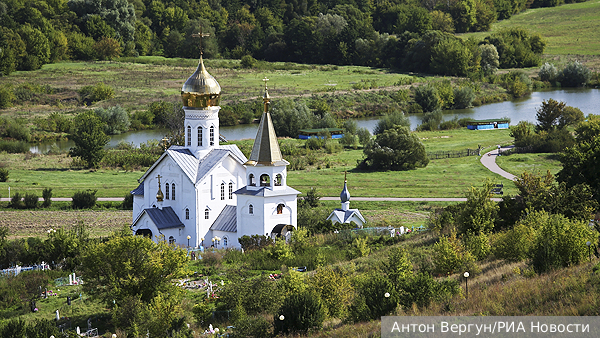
[263,77,269,89]
[344,171,347,182]
[192,28,210,55]
[156,174,162,185]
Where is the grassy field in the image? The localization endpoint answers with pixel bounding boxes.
[461,0,600,57]
[496,152,563,177]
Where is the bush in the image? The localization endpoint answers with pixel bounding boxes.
[71,189,97,209]
[122,193,133,209]
[559,61,592,87]
[538,62,558,83]
[0,85,16,108]
[94,106,131,135]
[273,290,326,334]
[362,125,429,170]
[373,110,410,135]
[0,140,29,153]
[42,188,52,207]
[10,192,22,209]
[79,82,115,105]
[23,193,38,209]
[453,86,475,109]
[0,167,8,182]
[240,55,257,68]
[356,127,371,146]
[414,85,440,112]
[347,274,397,322]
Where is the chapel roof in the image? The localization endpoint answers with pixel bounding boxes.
[328,209,366,224]
[144,207,184,229]
[210,205,237,232]
[131,183,144,195]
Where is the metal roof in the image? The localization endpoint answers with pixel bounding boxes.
[328,209,366,224]
[220,144,248,164]
[246,112,286,166]
[167,147,198,183]
[195,149,231,184]
[145,207,184,229]
[210,205,237,232]
[131,183,144,195]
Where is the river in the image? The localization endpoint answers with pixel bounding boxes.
[30,88,600,153]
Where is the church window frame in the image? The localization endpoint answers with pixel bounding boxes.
[165,183,169,200]
[228,182,233,199]
[249,204,254,215]
[275,174,282,186]
[205,208,209,219]
[209,126,215,146]
[198,126,202,146]
[172,183,176,200]
[260,174,270,187]
[223,237,228,247]
[249,174,255,186]
[187,126,191,146]
[220,183,225,200]
[185,208,189,220]
[277,204,284,214]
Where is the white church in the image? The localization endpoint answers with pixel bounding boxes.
[130,54,299,249]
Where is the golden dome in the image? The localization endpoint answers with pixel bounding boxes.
[181,55,221,108]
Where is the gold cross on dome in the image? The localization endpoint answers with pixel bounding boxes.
[156,174,162,185]
[263,77,269,89]
[192,28,210,54]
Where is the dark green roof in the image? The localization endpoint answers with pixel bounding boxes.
[467,119,510,124]
[298,128,344,135]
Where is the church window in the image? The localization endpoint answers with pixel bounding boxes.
[220,183,225,200]
[228,182,233,199]
[249,204,254,215]
[209,126,214,146]
[249,174,255,186]
[260,174,270,187]
[172,183,176,200]
[198,127,202,146]
[185,208,189,219]
[165,183,169,199]
[223,237,228,246]
[169,236,175,244]
[275,174,282,186]
[277,204,284,214]
[205,208,209,219]
[187,126,191,146]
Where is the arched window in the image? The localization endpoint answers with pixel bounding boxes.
[220,183,225,200]
[228,182,233,199]
[249,204,254,215]
[209,126,215,146]
[197,126,202,146]
[249,174,255,186]
[275,174,282,186]
[169,236,175,244]
[260,174,270,187]
[187,126,191,146]
[171,183,176,200]
[185,208,189,219]
[165,183,170,200]
[205,208,209,219]
[223,237,228,247]
[277,204,284,214]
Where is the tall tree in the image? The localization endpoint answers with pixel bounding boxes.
[362,125,429,170]
[69,111,110,168]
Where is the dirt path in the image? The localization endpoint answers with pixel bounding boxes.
[480,146,517,180]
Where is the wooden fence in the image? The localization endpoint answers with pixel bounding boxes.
[428,148,480,160]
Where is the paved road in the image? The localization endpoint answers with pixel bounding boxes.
[480,145,517,181]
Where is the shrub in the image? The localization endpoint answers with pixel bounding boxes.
[71,189,97,209]
[231,316,271,338]
[347,274,396,322]
[10,192,22,209]
[538,62,558,83]
[240,55,257,68]
[122,193,133,209]
[413,85,440,112]
[23,193,38,209]
[94,106,131,135]
[453,86,475,109]
[373,110,410,135]
[559,61,592,87]
[0,167,9,182]
[42,188,52,207]
[362,125,429,170]
[79,82,115,105]
[0,140,29,153]
[0,85,16,108]
[192,302,215,327]
[273,290,326,334]
[356,127,371,146]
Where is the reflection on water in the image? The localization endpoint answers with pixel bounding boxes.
[30,88,600,153]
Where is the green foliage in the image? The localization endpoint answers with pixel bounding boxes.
[94,37,122,60]
[0,85,16,108]
[433,229,478,275]
[539,62,558,82]
[453,86,476,109]
[94,105,131,135]
[559,61,592,87]
[300,187,321,208]
[23,193,38,209]
[122,192,133,209]
[0,167,8,182]
[240,55,257,68]
[220,278,281,316]
[384,247,413,285]
[374,110,410,135]
[69,111,110,168]
[192,301,215,327]
[271,99,314,138]
[462,232,491,260]
[510,121,535,147]
[349,237,371,258]
[417,110,443,131]
[457,181,498,235]
[80,234,188,305]
[348,274,397,322]
[356,127,372,146]
[493,220,537,262]
[480,43,500,76]
[274,290,326,334]
[362,125,429,171]
[10,192,22,209]
[238,234,274,251]
[531,212,596,273]
[484,28,546,68]
[311,265,353,318]
[42,188,52,207]
[0,318,59,338]
[71,189,98,209]
[414,85,440,112]
[79,82,115,105]
[269,238,294,260]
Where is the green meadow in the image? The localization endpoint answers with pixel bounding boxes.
[461,0,600,56]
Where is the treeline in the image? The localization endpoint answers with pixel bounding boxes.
[0,0,559,76]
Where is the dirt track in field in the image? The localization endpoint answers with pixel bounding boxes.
[0,210,131,239]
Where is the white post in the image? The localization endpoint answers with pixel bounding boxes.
[69,274,73,285]
[8,186,10,199]
[56,309,60,321]
[72,272,76,284]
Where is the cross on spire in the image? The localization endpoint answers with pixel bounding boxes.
[192,28,210,55]
[263,77,269,89]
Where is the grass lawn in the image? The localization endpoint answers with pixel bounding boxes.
[461,0,600,56]
[495,152,563,176]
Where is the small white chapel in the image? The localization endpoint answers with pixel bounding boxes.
[130,52,299,249]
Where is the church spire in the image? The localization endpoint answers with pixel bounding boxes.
[246,78,287,166]
[340,172,351,211]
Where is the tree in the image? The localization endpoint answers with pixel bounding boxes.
[559,61,591,87]
[68,0,136,43]
[536,99,583,131]
[273,290,325,334]
[93,37,122,60]
[414,85,440,112]
[362,125,429,170]
[457,181,498,236]
[538,62,558,82]
[270,99,314,138]
[373,110,410,135]
[80,234,188,305]
[69,111,110,168]
[480,44,499,76]
[430,10,455,33]
[94,105,131,134]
